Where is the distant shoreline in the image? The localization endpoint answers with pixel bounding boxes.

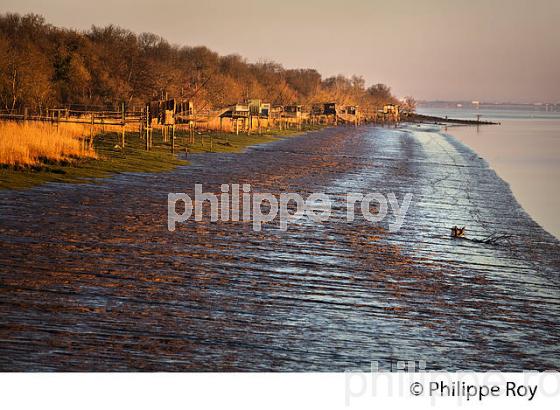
[406,113,500,126]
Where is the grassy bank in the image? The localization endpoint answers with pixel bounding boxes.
[0,124,321,190]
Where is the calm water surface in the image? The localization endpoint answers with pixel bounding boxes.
[418,107,560,238]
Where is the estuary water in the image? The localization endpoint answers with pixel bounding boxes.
[418,106,560,239]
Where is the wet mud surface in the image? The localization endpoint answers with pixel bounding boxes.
[1,125,559,371]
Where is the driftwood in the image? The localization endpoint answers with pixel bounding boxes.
[451,226,465,238]
[451,226,512,245]
[468,233,514,245]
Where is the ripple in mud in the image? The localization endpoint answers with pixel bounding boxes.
[0,125,559,371]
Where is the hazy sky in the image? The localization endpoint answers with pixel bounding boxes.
[1,0,559,102]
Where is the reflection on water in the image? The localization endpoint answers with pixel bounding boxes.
[447,121,560,239]
[418,107,560,238]
[0,125,559,371]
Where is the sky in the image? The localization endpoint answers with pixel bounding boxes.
[1,0,559,103]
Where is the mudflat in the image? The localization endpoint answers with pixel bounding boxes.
[0,125,559,371]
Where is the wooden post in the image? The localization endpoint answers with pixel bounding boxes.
[121,102,126,148]
[89,113,95,149]
[145,105,150,151]
[171,125,175,153]
[193,113,197,144]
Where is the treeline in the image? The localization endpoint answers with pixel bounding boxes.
[0,13,400,113]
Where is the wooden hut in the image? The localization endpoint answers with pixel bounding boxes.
[323,102,337,116]
[376,104,400,123]
[148,98,177,126]
[260,103,271,118]
[344,106,358,116]
[310,102,338,124]
[338,105,360,126]
[283,105,302,119]
[219,103,250,134]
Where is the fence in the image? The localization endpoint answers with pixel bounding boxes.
[0,103,388,154]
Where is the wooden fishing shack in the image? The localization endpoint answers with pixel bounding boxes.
[311,102,338,124]
[219,103,250,134]
[339,105,360,126]
[376,104,400,123]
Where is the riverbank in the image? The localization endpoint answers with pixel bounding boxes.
[1,124,558,371]
[0,125,320,190]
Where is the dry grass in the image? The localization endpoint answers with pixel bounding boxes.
[0,121,97,167]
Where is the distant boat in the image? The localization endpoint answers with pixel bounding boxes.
[456,103,463,108]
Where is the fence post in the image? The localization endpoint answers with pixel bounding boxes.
[89,113,95,149]
[190,121,194,144]
[121,102,126,148]
[171,125,175,154]
[145,105,150,151]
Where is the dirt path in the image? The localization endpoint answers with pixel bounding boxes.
[1,125,559,371]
